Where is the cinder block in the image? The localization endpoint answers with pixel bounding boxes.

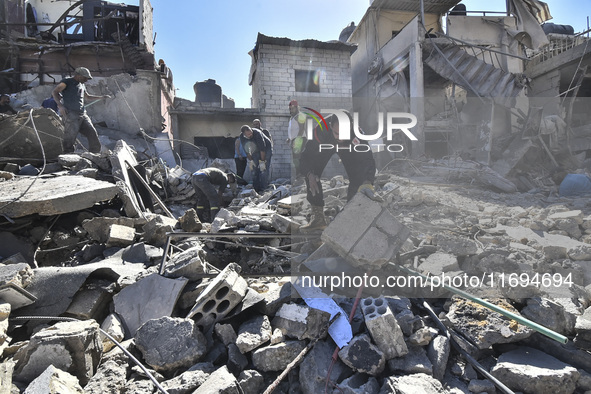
[322,193,410,269]
[106,224,135,247]
[186,263,248,330]
[360,297,408,360]
[272,303,330,340]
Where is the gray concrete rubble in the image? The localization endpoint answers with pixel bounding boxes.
[13,320,102,385]
[491,347,580,393]
[134,316,207,372]
[4,113,591,394]
[322,192,410,269]
[23,365,84,394]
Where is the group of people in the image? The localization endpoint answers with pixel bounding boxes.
[234,118,273,192]
[4,65,377,230]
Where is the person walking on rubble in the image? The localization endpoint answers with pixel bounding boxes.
[52,67,111,153]
[240,125,272,192]
[287,100,307,175]
[299,112,379,232]
[191,167,237,222]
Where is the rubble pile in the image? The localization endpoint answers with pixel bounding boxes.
[2,141,591,393]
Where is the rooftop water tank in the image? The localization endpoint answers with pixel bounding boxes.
[339,22,356,43]
[194,79,222,106]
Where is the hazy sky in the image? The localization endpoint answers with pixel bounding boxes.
[140,0,591,108]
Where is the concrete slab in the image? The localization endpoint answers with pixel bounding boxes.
[321,193,410,269]
[0,175,118,218]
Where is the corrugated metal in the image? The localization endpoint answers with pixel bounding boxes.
[370,0,463,14]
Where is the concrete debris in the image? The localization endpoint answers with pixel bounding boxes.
[235,315,272,354]
[3,103,591,394]
[13,320,102,385]
[446,297,534,349]
[491,347,580,393]
[187,263,248,330]
[24,365,84,394]
[251,340,307,372]
[322,192,410,269]
[360,297,408,359]
[338,333,386,376]
[0,175,119,218]
[134,316,207,372]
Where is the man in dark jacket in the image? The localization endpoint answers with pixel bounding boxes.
[299,113,378,232]
[191,167,236,222]
[240,125,272,192]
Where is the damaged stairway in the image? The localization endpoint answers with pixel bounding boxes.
[424,43,526,98]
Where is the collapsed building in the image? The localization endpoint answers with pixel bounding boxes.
[2,0,591,393]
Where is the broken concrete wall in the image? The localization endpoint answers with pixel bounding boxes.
[11,71,166,137]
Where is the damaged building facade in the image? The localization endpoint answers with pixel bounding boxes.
[348,0,591,191]
[0,0,176,165]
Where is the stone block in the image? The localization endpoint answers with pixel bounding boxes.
[299,340,350,394]
[468,379,496,394]
[251,340,307,372]
[13,320,102,385]
[543,245,568,260]
[322,193,410,269]
[388,345,433,375]
[360,297,408,359]
[272,303,330,340]
[338,333,385,376]
[334,373,380,394]
[161,369,210,394]
[187,263,248,330]
[214,323,237,347]
[142,214,178,247]
[271,213,299,233]
[163,245,206,280]
[100,313,125,353]
[63,279,114,321]
[179,208,203,233]
[427,335,450,381]
[24,365,84,394]
[238,370,264,394]
[380,373,446,394]
[82,217,137,243]
[236,315,272,354]
[227,343,248,375]
[135,316,207,373]
[490,347,579,394]
[193,366,240,394]
[446,297,533,349]
[83,359,127,394]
